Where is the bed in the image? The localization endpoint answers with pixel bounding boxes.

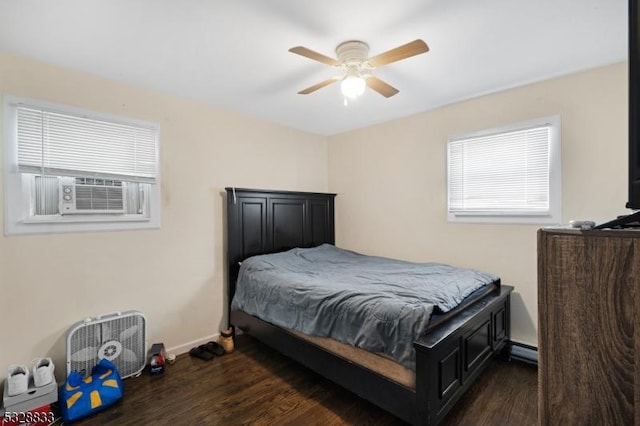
[225,188,512,425]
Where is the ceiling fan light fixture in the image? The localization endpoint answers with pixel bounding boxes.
[340,75,366,99]
[290,38,428,99]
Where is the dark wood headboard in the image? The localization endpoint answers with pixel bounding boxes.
[225,188,336,316]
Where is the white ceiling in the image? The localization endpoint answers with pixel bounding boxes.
[0,0,628,136]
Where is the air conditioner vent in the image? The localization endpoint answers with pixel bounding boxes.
[59,177,127,214]
[75,185,124,210]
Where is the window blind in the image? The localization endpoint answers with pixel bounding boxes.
[448,125,550,215]
[16,106,157,183]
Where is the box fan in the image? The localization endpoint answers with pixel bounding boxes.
[66,310,147,379]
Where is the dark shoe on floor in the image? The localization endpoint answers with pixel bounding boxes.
[204,341,225,356]
[189,345,214,361]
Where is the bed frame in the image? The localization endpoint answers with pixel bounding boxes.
[225,188,512,425]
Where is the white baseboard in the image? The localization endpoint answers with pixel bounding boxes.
[509,341,538,365]
[165,333,219,356]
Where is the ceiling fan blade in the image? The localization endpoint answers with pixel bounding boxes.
[298,77,340,95]
[368,39,429,68]
[289,46,340,66]
[366,76,399,98]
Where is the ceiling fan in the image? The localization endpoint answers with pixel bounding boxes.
[289,39,429,102]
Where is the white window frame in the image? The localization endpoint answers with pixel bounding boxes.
[447,116,561,224]
[3,94,161,235]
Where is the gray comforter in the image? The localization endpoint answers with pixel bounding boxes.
[231,244,499,370]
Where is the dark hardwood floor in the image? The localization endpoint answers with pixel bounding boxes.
[73,335,537,425]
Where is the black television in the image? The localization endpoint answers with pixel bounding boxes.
[597,0,640,228]
[629,0,640,209]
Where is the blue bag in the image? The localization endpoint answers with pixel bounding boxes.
[59,358,124,422]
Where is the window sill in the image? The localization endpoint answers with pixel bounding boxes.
[23,215,150,224]
[447,212,561,225]
[6,215,160,236]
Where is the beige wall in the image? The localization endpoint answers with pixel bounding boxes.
[0,53,328,380]
[327,62,628,346]
[0,53,627,380]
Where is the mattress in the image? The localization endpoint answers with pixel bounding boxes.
[287,327,416,389]
[231,244,500,370]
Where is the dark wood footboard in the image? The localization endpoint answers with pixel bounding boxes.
[415,285,512,425]
[231,285,512,425]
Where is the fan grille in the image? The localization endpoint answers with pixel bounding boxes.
[67,311,147,379]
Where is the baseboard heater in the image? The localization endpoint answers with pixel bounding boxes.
[509,341,538,365]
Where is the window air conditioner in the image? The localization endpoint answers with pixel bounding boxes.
[59,177,127,215]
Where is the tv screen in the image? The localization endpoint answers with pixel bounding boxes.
[596,0,640,228]
[629,0,640,209]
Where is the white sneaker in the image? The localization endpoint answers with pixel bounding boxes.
[6,364,29,396]
[32,358,55,387]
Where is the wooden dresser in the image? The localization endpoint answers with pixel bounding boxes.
[538,228,640,425]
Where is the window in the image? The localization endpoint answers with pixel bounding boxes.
[3,95,160,235]
[447,116,561,224]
